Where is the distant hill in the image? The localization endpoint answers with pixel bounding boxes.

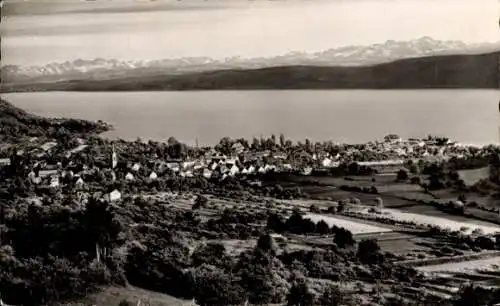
[2,51,498,92]
[0,99,109,141]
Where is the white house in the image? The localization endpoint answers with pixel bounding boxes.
[258,166,266,174]
[302,167,313,176]
[232,142,245,154]
[131,163,141,172]
[264,164,276,172]
[229,165,240,176]
[241,168,249,174]
[49,176,60,188]
[203,169,213,179]
[247,165,256,174]
[211,162,218,171]
[109,189,122,202]
[75,177,85,188]
[183,161,196,170]
[125,172,135,181]
[149,172,158,180]
[322,157,333,168]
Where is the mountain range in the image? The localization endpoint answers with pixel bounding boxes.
[2,37,499,85]
[3,50,498,92]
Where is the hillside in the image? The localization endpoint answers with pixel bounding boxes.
[0,99,110,141]
[2,51,498,92]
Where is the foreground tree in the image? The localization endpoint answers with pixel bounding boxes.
[286,279,314,306]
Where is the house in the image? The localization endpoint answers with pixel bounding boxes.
[180,171,194,178]
[0,158,11,166]
[247,165,256,174]
[49,176,60,188]
[203,169,213,179]
[258,166,266,174]
[241,168,249,175]
[125,173,135,181]
[384,134,402,143]
[183,161,196,169]
[166,163,180,172]
[264,164,276,172]
[75,177,85,188]
[322,157,333,168]
[131,163,141,172]
[274,153,287,160]
[231,142,245,154]
[38,169,59,178]
[302,167,313,176]
[28,171,42,185]
[229,165,240,176]
[62,170,74,179]
[210,162,218,171]
[41,141,57,151]
[149,172,158,180]
[108,189,122,202]
[220,165,229,174]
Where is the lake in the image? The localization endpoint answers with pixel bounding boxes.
[2,90,498,146]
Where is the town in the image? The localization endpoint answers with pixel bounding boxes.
[1,100,500,306]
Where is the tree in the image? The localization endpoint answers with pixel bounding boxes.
[193,195,208,210]
[396,169,409,181]
[191,243,233,269]
[191,264,247,306]
[280,134,286,148]
[347,162,360,175]
[454,284,500,306]
[357,239,381,264]
[286,280,314,306]
[333,228,354,248]
[316,220,330,235]
[317,284,344,306]
[256,234,278,255]
[309,204,320,213]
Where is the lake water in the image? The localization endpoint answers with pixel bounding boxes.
[2,90,498,146]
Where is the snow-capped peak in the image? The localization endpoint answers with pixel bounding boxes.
[3,37,499,83]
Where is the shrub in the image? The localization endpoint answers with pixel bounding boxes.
[333,228,355,249]
[357,239,382,264]
[286,279,314,306]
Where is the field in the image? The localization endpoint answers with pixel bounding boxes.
[417,257,500,273]
[458,167,489,186]
[58,286,190,306]
[383,208,500,235]
[304,213,393,235]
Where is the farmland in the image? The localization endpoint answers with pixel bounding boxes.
[304,213,393,235]
[417,256,500,273]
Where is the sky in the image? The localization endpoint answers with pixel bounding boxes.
[2,0,499,66]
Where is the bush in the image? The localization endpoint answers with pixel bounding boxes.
[396,169,409,181]
[333,228,355,248]
[357,239,382,264]
[190,264,247,306]
[286,279,314,306]
[317,284,344,306]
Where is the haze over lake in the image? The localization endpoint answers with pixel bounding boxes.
[4,90,497,146]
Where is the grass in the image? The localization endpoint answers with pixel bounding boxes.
[458,167,489,187]
[57,286,190,306]
[383,208,500,235]
[304,213,393,235]
[417,257,500,273]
